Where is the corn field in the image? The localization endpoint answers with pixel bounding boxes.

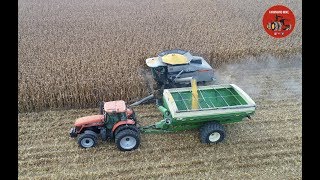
[18,0,302,112]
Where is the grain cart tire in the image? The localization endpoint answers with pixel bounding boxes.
[115,129,140,151]
[200,122,225,144]
[78,130,98,148]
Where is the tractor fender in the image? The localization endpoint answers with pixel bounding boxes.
[112,119,135,133]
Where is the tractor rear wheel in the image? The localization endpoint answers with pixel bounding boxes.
[78,130,98,148]
[200,122,225,144]
[115,129,140,151]
[114,125,139,136]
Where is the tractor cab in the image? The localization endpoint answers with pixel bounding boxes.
[103,100,129,129]
[102,100,135,120]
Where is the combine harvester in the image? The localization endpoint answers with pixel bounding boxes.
[131,49,216,106]
[145,49,215,88]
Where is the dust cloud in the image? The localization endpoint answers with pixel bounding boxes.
[138,67,155,94]
[213,53,302,100]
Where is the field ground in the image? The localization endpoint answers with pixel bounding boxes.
[18,54,302,179]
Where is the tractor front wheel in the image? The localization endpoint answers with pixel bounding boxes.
[200,122,225,144]
[78,130,98,148]
[115,129,140,151]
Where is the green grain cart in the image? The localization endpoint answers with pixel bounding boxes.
[140,83,256,143]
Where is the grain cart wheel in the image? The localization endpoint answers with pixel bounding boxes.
[115,129,140,151]
[200,122,225,144]
[78,130,98,148]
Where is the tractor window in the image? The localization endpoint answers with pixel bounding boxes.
[106,113,119,122]
[119,112,127,120]
[104,113,108,122]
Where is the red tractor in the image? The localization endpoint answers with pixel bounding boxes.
[69,100,140,151]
